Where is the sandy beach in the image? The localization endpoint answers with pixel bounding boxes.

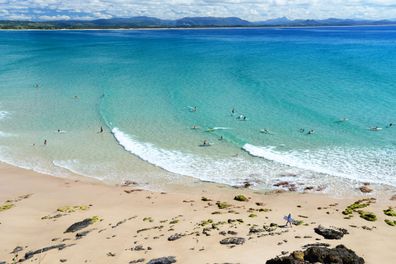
[0,162,395,263]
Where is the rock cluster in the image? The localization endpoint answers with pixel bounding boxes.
[266,245,364,264]
[314,226,348,240]
[147,256,176,264]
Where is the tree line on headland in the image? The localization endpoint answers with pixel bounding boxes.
[1,16,396,29]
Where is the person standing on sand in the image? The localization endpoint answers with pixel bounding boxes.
[285,213,293,228]
[99,126,103,133]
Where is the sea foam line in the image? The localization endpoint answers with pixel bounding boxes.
[242,143,396,187]
[111,127,396,189]
[0,110,10,120]
[111,127,272,186]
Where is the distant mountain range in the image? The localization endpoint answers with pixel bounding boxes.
[1,16,396,29]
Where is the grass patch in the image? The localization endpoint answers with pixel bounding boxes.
[0,203,14,212]
[57,205,89,213]
[216,201,231,209]
[383,207,396,217]
[234,195,248,202]
[342,198,376,216]
[358,211,377,221]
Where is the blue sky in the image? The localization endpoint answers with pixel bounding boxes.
[1,0,396,21]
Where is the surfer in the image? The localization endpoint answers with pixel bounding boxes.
[190,106,197,112]
[369,126,382,131]
[260,128,270,134]
[307,129,315,135]
[191,125,199,130]
[285,213,293,228]
[231,108,235,114]
[203,140,209,146]
[387,123,393,128]
[299,128,305,133]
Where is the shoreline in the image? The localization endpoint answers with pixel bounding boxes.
[1,162,395,263]
[1,23,396,31]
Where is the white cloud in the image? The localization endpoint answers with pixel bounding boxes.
[38,15,71,20]
[1,0,396,21]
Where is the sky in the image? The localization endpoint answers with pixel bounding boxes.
[1,0,396,21]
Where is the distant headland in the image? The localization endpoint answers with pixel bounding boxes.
[1,16,396,29]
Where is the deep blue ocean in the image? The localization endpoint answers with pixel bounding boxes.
[0,27,395,193]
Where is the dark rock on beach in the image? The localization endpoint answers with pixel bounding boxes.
[11,246,23,254]
[147,256,177,264]
[76,230,91,239]
[168,233,183,241]
[65,217,97,233]
[24,244,66,260]
[359,186,373,193]
[314,226,347,240]
[266,245,364,264]
[305,245,364,264]
[129,258,145,263]
[219,237,245,245]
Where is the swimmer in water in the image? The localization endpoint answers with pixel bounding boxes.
[299,128,305,133]
[44,139,47,145]
[219,136,223,141]
[191,125,199,130]
[307,129,315,135]
[335,117,348,124]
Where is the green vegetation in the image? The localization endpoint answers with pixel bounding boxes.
[293,220,304,226]
[199,219,213,226]
[216,201,231,209]
[358,211,377,221]
[169,219,179,224]
[90,216,101,223]
[385,219,396,226]
[57,205,89,213]
[0,203,14,212]
[342,198,375,216]
[234,195,248,202]
[143,217,154,222]
[383,207,396,217]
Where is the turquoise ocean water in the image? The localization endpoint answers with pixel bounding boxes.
[0,27,395,193]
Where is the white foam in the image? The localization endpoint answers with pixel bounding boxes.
[243,143,396,187]
[112,127,275,186]
[0,110,9,120]
[112,127,396,190]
